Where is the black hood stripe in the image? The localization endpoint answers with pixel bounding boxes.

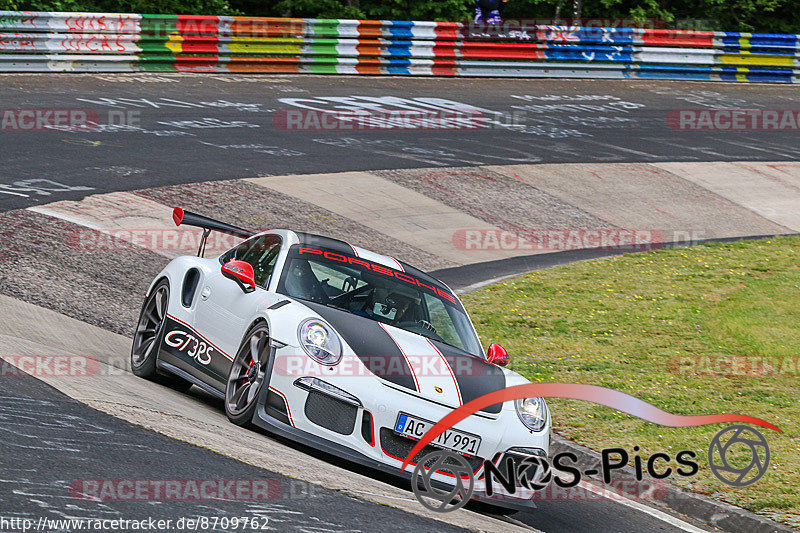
[379,323,421,391]
[298,301,506,413]
[424,337,463,405]
[431,340,506,414]
[299,301,418,392]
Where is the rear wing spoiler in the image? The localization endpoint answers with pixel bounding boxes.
[172,207,255,257]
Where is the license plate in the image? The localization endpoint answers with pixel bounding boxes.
[394,412,481,456]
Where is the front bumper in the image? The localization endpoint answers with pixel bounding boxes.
[253,346,550,510]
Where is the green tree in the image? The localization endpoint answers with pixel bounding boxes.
[273,0,364,18]
[4,0,799,32]
[359,0,469,22]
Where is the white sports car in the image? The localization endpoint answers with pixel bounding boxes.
[131,208,551,510]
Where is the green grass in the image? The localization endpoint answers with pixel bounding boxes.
[461,236,800,527]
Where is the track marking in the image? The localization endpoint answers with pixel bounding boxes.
[578,139,673,160]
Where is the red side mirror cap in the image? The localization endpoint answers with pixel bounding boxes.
[173,207,184,226]
[222,260,256,293]
[487,343,510,366]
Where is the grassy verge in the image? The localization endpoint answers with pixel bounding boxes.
[461,236,800,527]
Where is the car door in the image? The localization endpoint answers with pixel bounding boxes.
[192,233,283,389]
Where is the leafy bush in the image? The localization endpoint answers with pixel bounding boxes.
[11,0,238,15]
[3,0,798,33]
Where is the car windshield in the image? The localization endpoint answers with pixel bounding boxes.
[276,245,483,356]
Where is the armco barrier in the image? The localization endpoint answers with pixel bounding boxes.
[0,11,798,81]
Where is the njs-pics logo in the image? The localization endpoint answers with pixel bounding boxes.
[412,425,770,512]
[483,445,699,496]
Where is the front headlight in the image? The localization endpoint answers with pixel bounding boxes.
[515,397,548,432]
[298,319,343,366]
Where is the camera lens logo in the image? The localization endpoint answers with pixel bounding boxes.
[517,456,552,491]
[411,450,475,513]
[708,425,770,487]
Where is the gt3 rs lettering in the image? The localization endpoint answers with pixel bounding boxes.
[164,329,215,366]
[297,247,456,304]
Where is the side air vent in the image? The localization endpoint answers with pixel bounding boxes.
[266,389,291,425]
[181,269,201,308]
[361,411,374,446]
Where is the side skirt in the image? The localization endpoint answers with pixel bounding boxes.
[157,360,225,400]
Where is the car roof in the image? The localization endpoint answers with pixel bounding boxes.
[286,230,452,293]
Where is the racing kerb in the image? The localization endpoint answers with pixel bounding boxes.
[1,11,799,81]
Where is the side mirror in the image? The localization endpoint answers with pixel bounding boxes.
[221,260,256,293]
[487,343,509,366]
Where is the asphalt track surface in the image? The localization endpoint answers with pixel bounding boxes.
[1,75,798,533]
[0,369,467,533]
[0,352,717,533]
[1,74,799,212]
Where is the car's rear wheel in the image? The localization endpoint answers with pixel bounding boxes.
[225,322,271,427]
[131,280,193,392]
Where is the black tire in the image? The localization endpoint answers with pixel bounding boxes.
[131,279,193,393]
[225,321,271,427]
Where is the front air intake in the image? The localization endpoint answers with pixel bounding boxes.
[304,391,358,435]
[379,428,484,472]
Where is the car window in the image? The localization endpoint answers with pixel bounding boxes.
[308,262,368,294]
[221,234,282,288]
[423,293,465,350]
[276,245,483,356]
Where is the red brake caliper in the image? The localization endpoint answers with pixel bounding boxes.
[242,358,255,386]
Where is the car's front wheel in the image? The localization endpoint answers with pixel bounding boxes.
[225,321,271,427]
[131,280,192,392]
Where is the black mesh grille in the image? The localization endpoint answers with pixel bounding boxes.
[379,428,484,471]
[304,391,358,435]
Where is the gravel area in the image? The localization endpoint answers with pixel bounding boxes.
[135,178,455,271]
[0,209,165,336]
[373,166,613,231]
[0,177,458,338]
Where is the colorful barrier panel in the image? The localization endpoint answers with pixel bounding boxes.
[1,10,798,81]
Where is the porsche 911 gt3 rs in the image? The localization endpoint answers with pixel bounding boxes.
[131,208,551,509]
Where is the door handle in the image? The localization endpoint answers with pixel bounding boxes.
[200,286,212,300]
